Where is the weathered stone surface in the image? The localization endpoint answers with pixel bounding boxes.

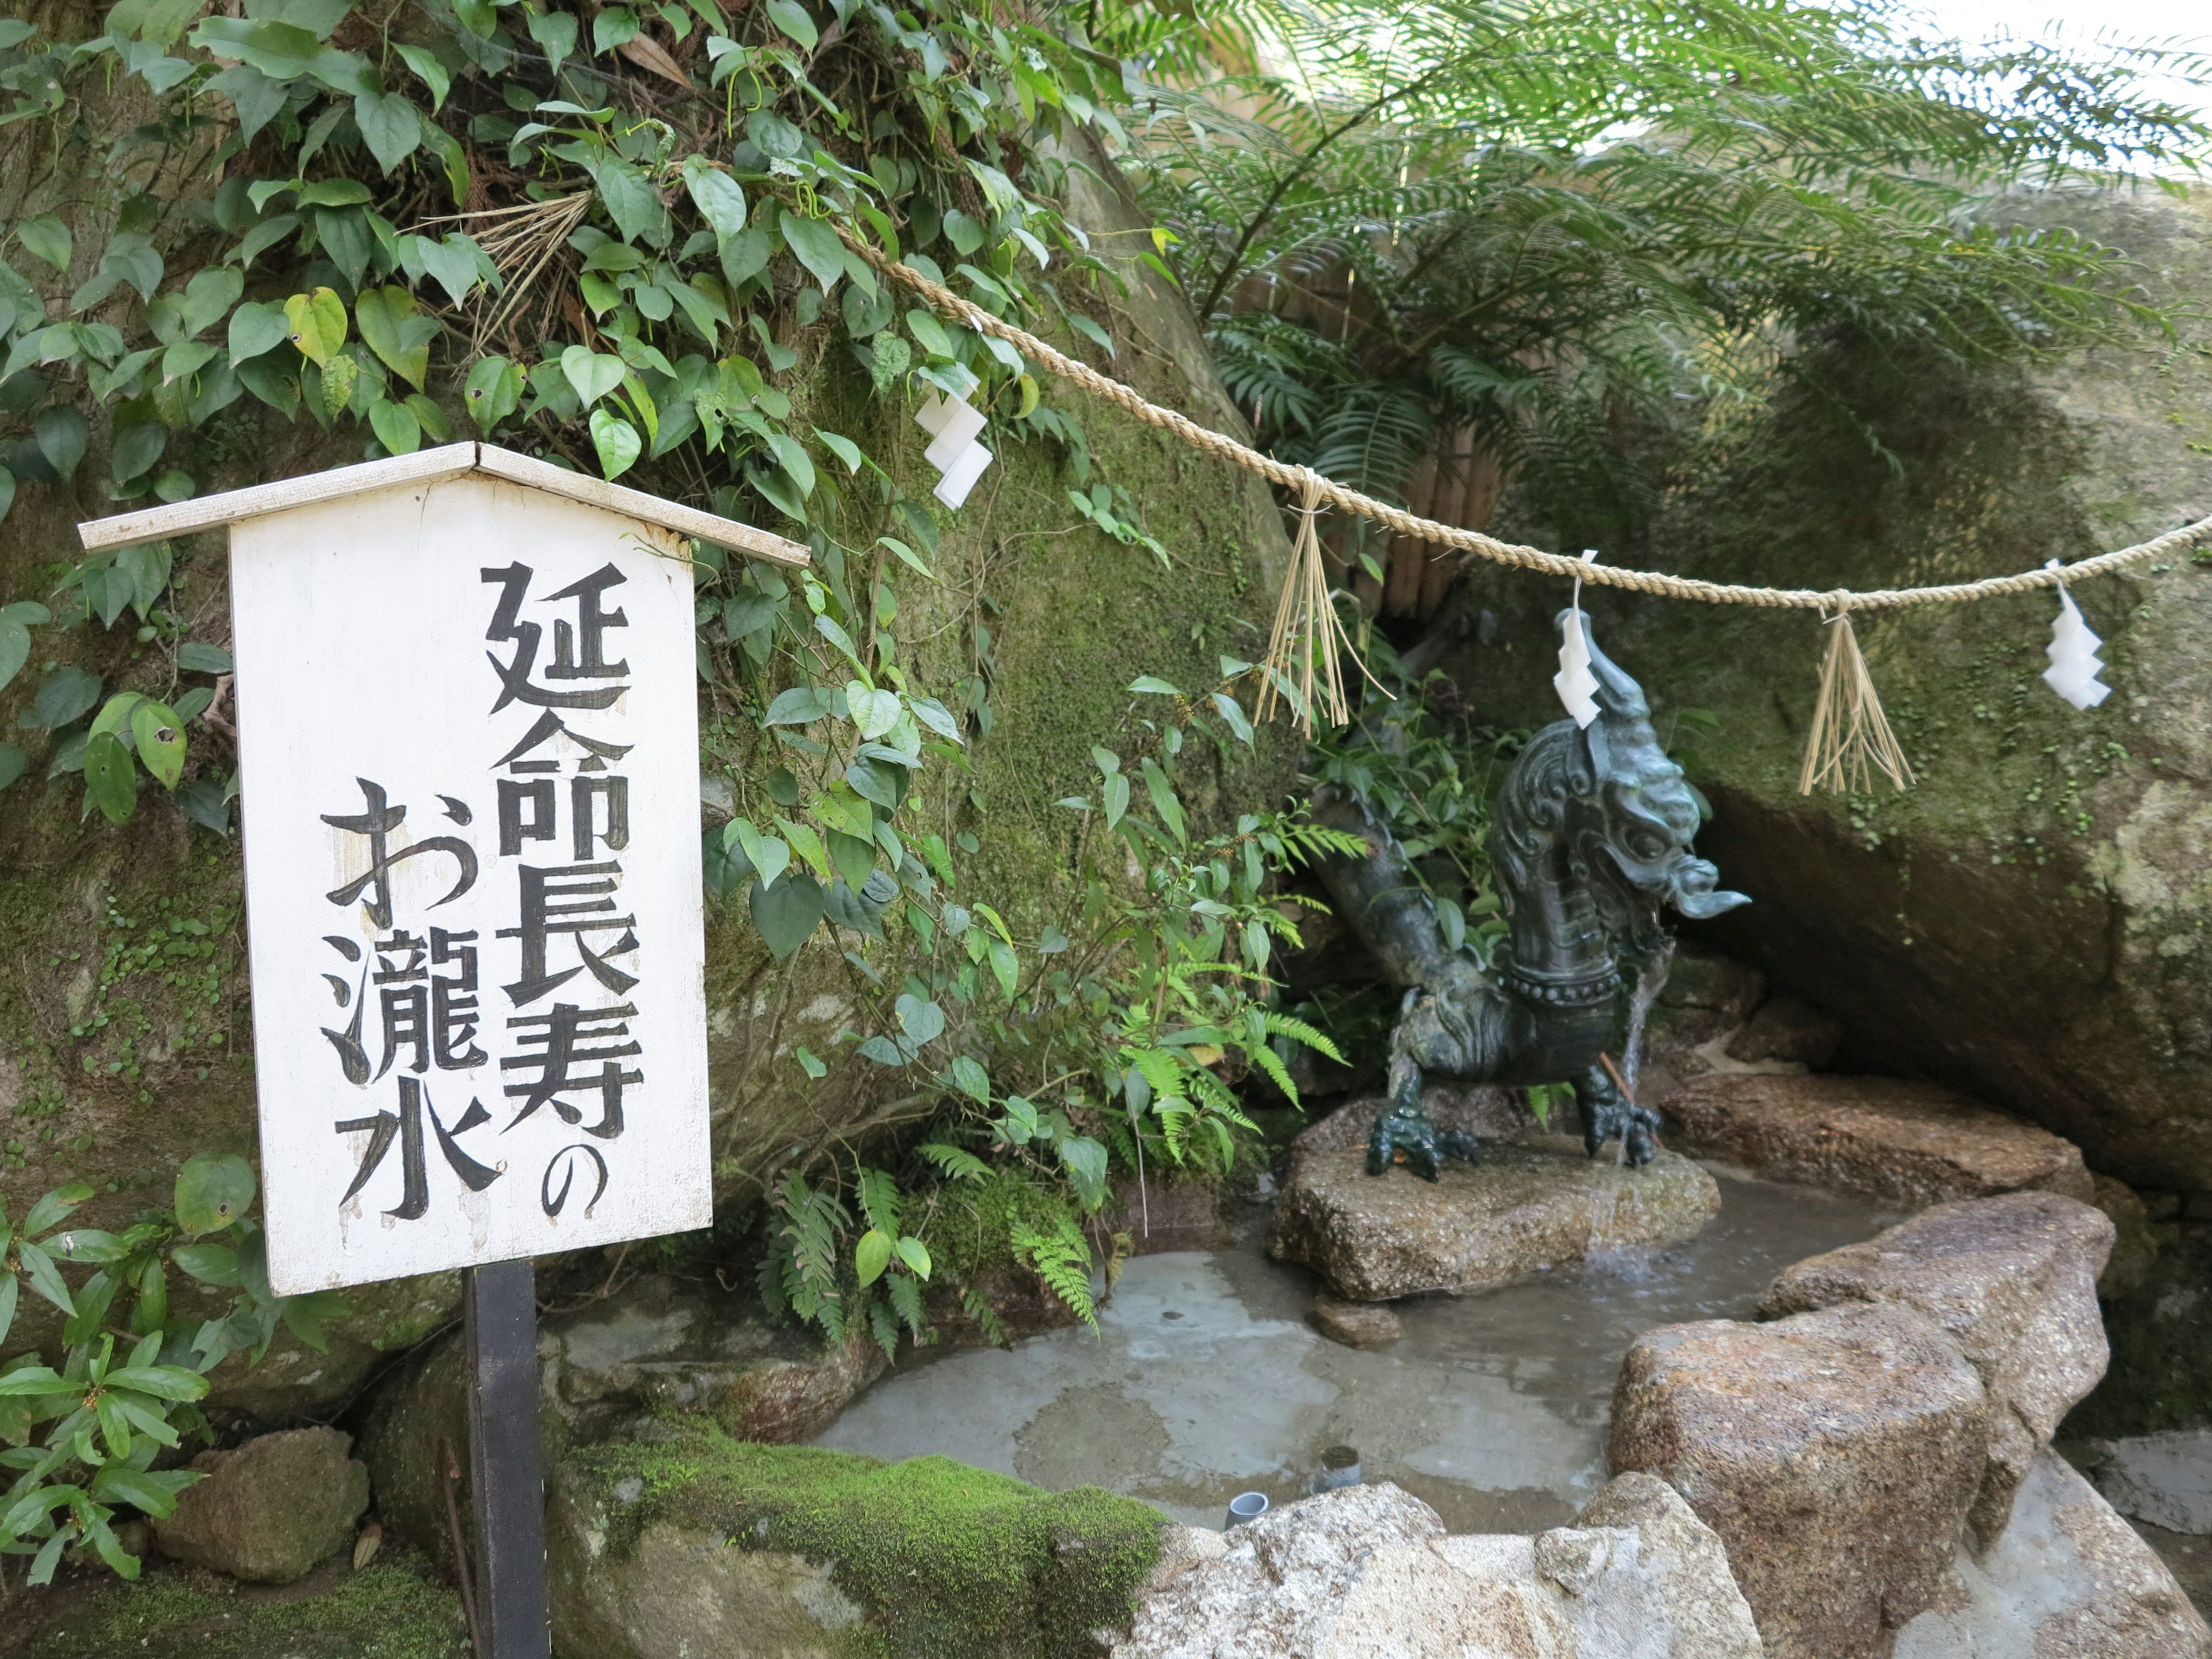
[1895,1451,2212,1658]
[1724,997,1843,1067]
[1662,1073,2096,1206]
[151,1426,371,1584]
[1270,1135,1721,1302]
[549,1416,1164,1659]
[2093,1430,2212,1535]
[1113,1476,1761,1658]
[1760,1191,2114,1541]
[1609,1302,1990,1658]
[361,1274,883,1566]
[1309,1293,1403,1349]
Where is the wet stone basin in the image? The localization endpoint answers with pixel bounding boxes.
[814,1164,1906,1532]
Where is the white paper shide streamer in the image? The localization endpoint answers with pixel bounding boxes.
[1552,549,1601,729]
[915,389,993,509]
[2041,558,2111,710]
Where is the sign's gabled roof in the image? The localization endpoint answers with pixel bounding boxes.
[75,441,810,568]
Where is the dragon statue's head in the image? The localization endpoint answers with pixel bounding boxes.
[1566,611,1750,935]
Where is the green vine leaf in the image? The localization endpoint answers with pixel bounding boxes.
[81,733,137,825]
[464,356,523,434]
[354,92,422,174]
[15,217,69,274]
[353,286,434,390]
[128,700,185,790]
[368,397,421,456]
[283,287,346,368]
[589,408,641,479]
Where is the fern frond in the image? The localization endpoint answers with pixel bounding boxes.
[919,1143,991,1181]
[1264,1010,1346,1063]
[1012,1215,1097,1328]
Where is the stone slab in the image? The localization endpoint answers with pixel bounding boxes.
[1270,1135,1721,1302]
[1660,1073,2094,1206]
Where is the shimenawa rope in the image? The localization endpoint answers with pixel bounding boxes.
[836,228,2212,612]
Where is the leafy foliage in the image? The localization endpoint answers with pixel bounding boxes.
[1118,0,2211,537]
[0,1158,345,1587]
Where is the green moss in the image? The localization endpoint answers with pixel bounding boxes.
[22,1548,469,1659]
[579,1419,1164,1658]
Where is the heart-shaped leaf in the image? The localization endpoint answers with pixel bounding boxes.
[283,287,346,367]
[561,344,627,408]
[682,160,747,241]
[749,868,822,959]
[82,731,137,824]
[175,1152,256,1237]
[417,234,482,305]
[177,267,243,338]
[368,396,421,455]
[589,408,641,479]
[464,355,522,433]
[34,407,87,480]
[319,353,359,415]
[227,300,289,366]
[354,91,421,173]
[16,217,70,274]
[763,0,818,50]
[354,286,431,389]
[111,420,167,484]
[781,213,844,293]
[129,699,185,789]
[846,683,900,741]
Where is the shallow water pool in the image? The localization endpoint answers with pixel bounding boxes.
[815,1164,1906,1532]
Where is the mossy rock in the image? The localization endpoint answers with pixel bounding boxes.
[20,1548,469,1659]
[549,1416,1165,1658]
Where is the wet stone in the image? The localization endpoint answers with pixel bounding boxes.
[1271,1135,1722,1303]
[2094,1430,2212,1535]
[1660,1073,2096,1206]
[1309,1293,1403,1349]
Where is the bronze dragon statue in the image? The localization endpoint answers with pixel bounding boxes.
[1316,613,1749,1179]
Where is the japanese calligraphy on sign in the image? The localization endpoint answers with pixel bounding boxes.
[230,472,710,1295]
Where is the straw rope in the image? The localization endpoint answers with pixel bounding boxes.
[835,227,2212,611]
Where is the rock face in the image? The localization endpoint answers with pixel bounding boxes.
[1113,1476,1762,1659]
[1894,1451,2212,1659]
[1444,187,2212,1192]
[2093,1430,2212,1535]
[1723,997,1843,1067]
[1609,1302,1990,1658]
[548,1416,1165,1659]
[150,1426,371,1584]
[1270,1135,1721,1302]
[1760,1192,2115,1540]
[1661,1073,2096,1206]
[362,1274,883,1566]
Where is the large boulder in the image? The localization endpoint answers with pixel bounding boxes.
[1760,1192,2114,1540]
[150,1425,371,1584]
[1270,1134,1720,1302]
[1660,1073,2095,1206]
[361,1272,883,1566]
[1112,1475,1762,1659]
[1609,1302,1990,1658]
[547,1417,1166,1659]
[1893,1451,2211,1659]
[1441,185,2212,1194]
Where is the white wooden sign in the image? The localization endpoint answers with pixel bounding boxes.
[80,445,808,1295]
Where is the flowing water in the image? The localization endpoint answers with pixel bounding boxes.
[815,1163,1906,1531]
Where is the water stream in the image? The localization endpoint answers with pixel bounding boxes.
[815,1163,1906,1531]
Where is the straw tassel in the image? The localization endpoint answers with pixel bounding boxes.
[1256,470,1383,734]
[1797,604,1914,794]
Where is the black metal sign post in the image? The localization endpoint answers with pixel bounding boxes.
[464,1259,550,1659]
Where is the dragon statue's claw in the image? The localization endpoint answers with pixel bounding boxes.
[1366,1101,1483,1181]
